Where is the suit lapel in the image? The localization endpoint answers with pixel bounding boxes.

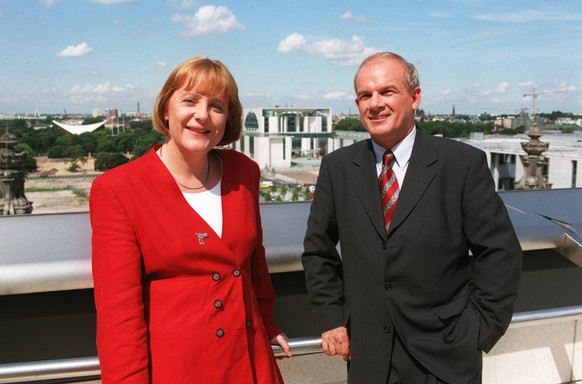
[389,130,437,233]
[349,140,387,239]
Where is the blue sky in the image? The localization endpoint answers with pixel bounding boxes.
[0,0,580,116]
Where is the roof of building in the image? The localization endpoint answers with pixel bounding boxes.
[52,120,106,135]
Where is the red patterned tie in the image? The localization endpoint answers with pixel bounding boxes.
[379,150,399,234]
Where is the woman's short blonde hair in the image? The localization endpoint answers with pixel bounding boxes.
[152,57,243,146]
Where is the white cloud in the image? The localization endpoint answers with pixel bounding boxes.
[177,0,199,9]
[518,80,535,88]
[40,0,59,7]
[171,5,245,37]
[340,11,352,20]
[277,33,307,53]
[323,92,352,100]
[475,9,582,23]
[496,81,509,94]
[277,33,379,66]
[156,61,167,68]
[339,11,368,22]
[70,82,128,95]
[57,42,93,57]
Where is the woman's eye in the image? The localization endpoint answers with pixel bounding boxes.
[212,104,225,112]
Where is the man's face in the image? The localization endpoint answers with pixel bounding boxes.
[355,58,421,149]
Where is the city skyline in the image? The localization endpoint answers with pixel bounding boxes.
[0,0,581,116]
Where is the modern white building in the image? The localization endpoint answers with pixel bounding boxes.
[328,130,582,191]
[234,107,333,170]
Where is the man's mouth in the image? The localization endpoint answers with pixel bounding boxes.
[369,114,390,121]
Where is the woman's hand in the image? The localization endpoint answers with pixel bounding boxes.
[271,333,292,358]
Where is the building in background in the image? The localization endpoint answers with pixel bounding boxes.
[235,107,332,170]
[328,130,582,191]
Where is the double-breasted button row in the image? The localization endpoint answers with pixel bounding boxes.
[212,270,241,280]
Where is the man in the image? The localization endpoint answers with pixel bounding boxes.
[302,52,522,383]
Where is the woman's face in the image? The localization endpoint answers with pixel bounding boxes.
[165,86,228,154]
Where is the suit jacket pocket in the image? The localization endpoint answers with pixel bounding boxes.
[435,293,470,320]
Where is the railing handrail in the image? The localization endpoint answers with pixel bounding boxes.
[2,305,582,383]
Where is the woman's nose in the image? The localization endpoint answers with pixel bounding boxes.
[193,101,209,121]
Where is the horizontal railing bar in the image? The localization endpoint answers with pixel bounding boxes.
[511,304,582,325]
[0,337,323,383]
[3,305,582,383]
[0,356,100,383]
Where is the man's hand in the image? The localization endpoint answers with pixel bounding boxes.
[321,326,350,361]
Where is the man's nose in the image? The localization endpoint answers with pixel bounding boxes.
[370,92,383,109]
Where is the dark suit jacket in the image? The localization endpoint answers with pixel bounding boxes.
[302,129,522,383]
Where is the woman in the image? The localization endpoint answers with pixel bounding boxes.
[90,57,291,383]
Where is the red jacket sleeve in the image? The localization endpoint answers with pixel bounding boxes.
[90,176,150,383]
[248,163,281,340]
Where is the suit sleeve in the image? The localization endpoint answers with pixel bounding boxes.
[90,177,150,383]
[248,163,281,340]
[301,156,346,334]
[462,150,522,352]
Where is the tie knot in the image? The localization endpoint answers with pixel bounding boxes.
[383,150,395,167]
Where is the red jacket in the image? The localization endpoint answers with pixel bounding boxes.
[90,146,283,383]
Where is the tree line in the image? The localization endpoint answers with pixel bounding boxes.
[1,117,165,173]
[2,111,579,174]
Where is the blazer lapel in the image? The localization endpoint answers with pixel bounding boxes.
[389,130,437,233]
[349,140,387,239]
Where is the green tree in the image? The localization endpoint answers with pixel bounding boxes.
[95,152,129,171]
[334,117,365,131]
[132,131,165,158]
[13,143,37,173]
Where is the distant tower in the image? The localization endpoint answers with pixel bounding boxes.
[137,101,140,114]
[452,105,456,118]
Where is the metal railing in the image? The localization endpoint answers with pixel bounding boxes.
[2,306,582,383]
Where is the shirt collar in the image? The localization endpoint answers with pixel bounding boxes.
[372,126,416,168]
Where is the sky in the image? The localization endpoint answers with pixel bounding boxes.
[0,0,581,117]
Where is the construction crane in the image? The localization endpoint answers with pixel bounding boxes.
[523,88,568,122]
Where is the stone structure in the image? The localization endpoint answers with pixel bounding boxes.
[0,130,33,214]
[514,118,552,190]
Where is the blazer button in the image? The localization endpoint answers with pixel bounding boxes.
[381,241,386,249]
[384,324,392,334]
[216,328,225,338]
[385,282,393,290]
[246,320,252,328]
[214,299,223,309]
[232,269,241,277]
[212,272,221,281]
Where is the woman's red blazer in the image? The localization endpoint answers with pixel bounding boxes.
[90,146,283,383]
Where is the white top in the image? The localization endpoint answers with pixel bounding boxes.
[372,127,416,187]
[182,179,223,237]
